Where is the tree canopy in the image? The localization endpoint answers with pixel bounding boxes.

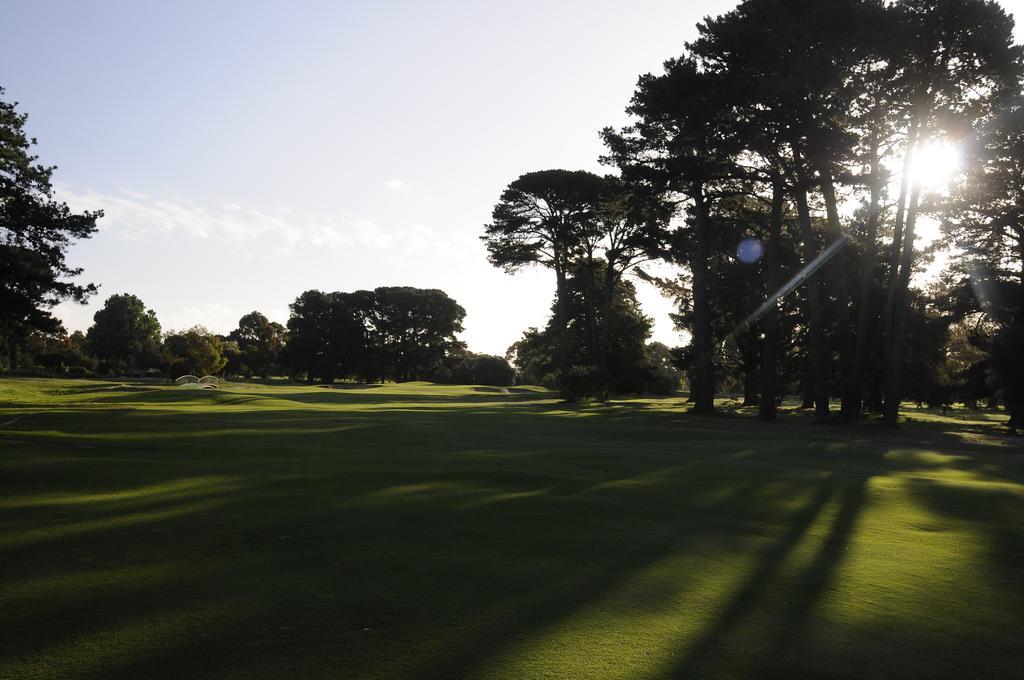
[0,87,100,367]
[85,294,162,369]
[228,311,285,378]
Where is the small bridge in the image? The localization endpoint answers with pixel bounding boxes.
[174,375,221,389]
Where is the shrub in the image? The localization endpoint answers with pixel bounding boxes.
[432,353,516,386]
[559,364,607,400]
[465,354,515,386]
[645,367,680,396]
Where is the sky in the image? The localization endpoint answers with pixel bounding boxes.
[2,1,1022,354]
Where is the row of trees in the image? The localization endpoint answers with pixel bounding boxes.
[20,293,231,378]
[282,287,466,383]
[10,288,518,386]
[280,287,519,385]
[486,0,1024,428]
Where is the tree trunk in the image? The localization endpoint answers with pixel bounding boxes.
[848,128,883,420]
[883,182,923,425]
[800,373,815,409]
[791,144,829,421]
[815,156,854,419]
[600,263,616,383]
[691,184,715,414]
[758,172,785,420]
[882,116,921,400]
[554,263,570,380]
[7,340,18,370]
[743,362,758,407]
[583,253,598,365]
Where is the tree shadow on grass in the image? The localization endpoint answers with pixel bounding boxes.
[413,478,772,679]
[758,460,875,675]
[3,390,1022,678]
[0,483,256,678]
[664,472,849,677]
[664,440,1021,679]
[413,454,895,679]
[2,404,846,678]
[908,478,1024,611]
[0,460,751,678]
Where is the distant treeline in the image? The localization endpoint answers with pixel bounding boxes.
[7,280,683,394]
[7,288,519,387]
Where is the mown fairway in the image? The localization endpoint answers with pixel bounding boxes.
[1,378,1022,679]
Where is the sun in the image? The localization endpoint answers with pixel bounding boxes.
[909,140,963,190]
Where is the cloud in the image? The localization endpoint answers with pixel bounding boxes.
[53,185,457,256]
[58,186,298,243]
[384,179,405,191]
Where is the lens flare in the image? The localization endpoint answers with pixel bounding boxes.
[736,238,764,264]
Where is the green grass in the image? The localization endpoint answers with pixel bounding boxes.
[1,378,1021,679]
